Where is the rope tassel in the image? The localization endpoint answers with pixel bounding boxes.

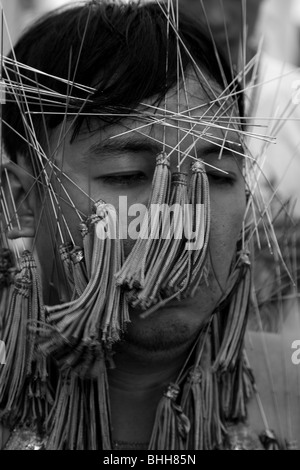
[131,171,189,309]
[0,251,50,425]
[0,247,15,338]
[139,160,211,317]
[59,243,88,299]
[148,382,190,450]
[180,333,223,450]
[116,158,210,312]
[39,201,129,373]
[213,249,252,373]
[79,220,95,279]
[46,360,111,450]
[220,353,253,420]
[115,152,171,293]
[186,160,210,294]
[70,247,88,297]
[59,242,76,298]
[180,366,222,450]
[162,159,210,298]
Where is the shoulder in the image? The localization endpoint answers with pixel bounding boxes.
[245,330,300,448]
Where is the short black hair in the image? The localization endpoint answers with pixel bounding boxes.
[2,0,241,161]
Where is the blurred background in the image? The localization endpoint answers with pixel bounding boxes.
[1,0,74,53]
[2,0,300,63]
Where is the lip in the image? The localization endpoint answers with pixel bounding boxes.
[160,297,192,308]
[129,295,195,318]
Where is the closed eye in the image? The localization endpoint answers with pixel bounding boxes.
[99,171,148,186]
[207,171,236,186]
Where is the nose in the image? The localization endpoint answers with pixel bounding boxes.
[169,154,194,180]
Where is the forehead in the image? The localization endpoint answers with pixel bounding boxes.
[71,73,242,154]
[151,73,220,111]
[143,72,233,122]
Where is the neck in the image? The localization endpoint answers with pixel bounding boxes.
[107,338,195,445]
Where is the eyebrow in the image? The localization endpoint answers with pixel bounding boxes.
[82,134,242,165]
[198,138,244,161]
[83,137,163,164]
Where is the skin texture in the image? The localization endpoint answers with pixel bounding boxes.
[9,73,246,444]
[22,74,245,353]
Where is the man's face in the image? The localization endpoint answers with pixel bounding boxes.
[32,74,246,357]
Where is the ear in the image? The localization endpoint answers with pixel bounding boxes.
[1,155,36,239]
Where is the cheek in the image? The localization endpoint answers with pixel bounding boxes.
[54,173,153,247]
[208,188,245,287]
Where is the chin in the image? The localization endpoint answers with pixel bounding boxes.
[119,304,208,357]
[126,286,217,339]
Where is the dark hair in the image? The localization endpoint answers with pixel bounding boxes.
[2,0,242,161]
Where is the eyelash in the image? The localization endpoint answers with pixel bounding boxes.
[100,172,148,186]
[100,171,236,188]
[207,172,236,186]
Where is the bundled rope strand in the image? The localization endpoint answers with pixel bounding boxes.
[38,201,129,374]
